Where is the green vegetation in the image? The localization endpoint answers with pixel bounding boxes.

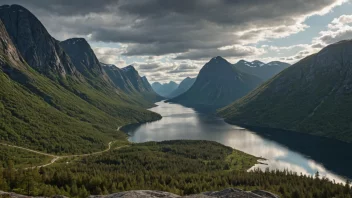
[0,21,160,154]
[219,41,352,143]
[0,140,351,198]
[0,145,52,169]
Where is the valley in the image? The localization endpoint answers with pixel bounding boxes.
[0,2,352,198]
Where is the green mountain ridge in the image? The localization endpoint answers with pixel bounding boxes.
[0,5,161,154]
[219,40,352,143]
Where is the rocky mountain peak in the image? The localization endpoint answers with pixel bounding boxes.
[200,57,240,79]
[0,4,78,79]
[252,60,265,66]
[60,37,104,78]
[122,65,137,73]
[208,56,229,65]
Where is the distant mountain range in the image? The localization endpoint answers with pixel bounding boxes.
[168,77,196,99]
[219,40,352,143]
[0,4,161,153]
[234,60,291,80]
[151,81,179,98]
[168,56,263,110]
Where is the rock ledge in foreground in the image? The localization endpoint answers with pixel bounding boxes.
[1,188,279,198]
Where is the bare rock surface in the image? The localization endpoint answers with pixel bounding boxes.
[89,188,279,198]
[0,188,279,198]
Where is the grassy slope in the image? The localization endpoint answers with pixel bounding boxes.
[0,60,162,154]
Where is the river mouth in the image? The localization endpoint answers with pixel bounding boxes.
[123,101,352,184]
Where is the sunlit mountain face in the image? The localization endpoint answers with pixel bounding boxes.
[2,0,351,84]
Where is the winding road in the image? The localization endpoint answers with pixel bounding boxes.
[0,126,127,169]
[0,141,125,169]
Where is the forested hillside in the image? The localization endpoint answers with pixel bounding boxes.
[0,5,161,154]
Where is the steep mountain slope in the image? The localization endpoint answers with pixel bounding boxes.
[151,81,179,98]
[0,5,161,153]
[102,63,163,103]
[0,4,161,108]
[219,40,352,142]
[168,77,196,98]
[0,19,120,154]
[234,60,291,80]
[60,37,162,105]
[0,4,80,82]
[60,38,110,84]
[168,56,262,110]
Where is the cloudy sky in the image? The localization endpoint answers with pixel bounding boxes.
[2,0,352,83]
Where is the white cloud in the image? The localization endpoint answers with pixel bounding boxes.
[93,46,127,67]
[313,14,352,47]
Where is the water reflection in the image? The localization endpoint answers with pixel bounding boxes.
[124,101,352,184]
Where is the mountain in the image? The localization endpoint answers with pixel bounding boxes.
[0,4,80,82]
[234,60,291,80]
[151,81,179,98]
[60,38,110,83]
[168,56,262,110]
[168,77,196,98]
[60,37,162,102]
[219,40,352,143]
[102,63,163,102]
[0,5,161,154]
[151,82,162,91]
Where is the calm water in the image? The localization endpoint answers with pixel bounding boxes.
[124,101,352,184]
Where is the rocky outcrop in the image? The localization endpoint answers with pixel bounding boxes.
[0,188,279,198]
[89,188,279,198]
[89,190,179,198]
[203,188,279,198]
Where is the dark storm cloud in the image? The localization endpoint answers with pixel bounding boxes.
[0,0,119,15]
[2,0,344,59]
